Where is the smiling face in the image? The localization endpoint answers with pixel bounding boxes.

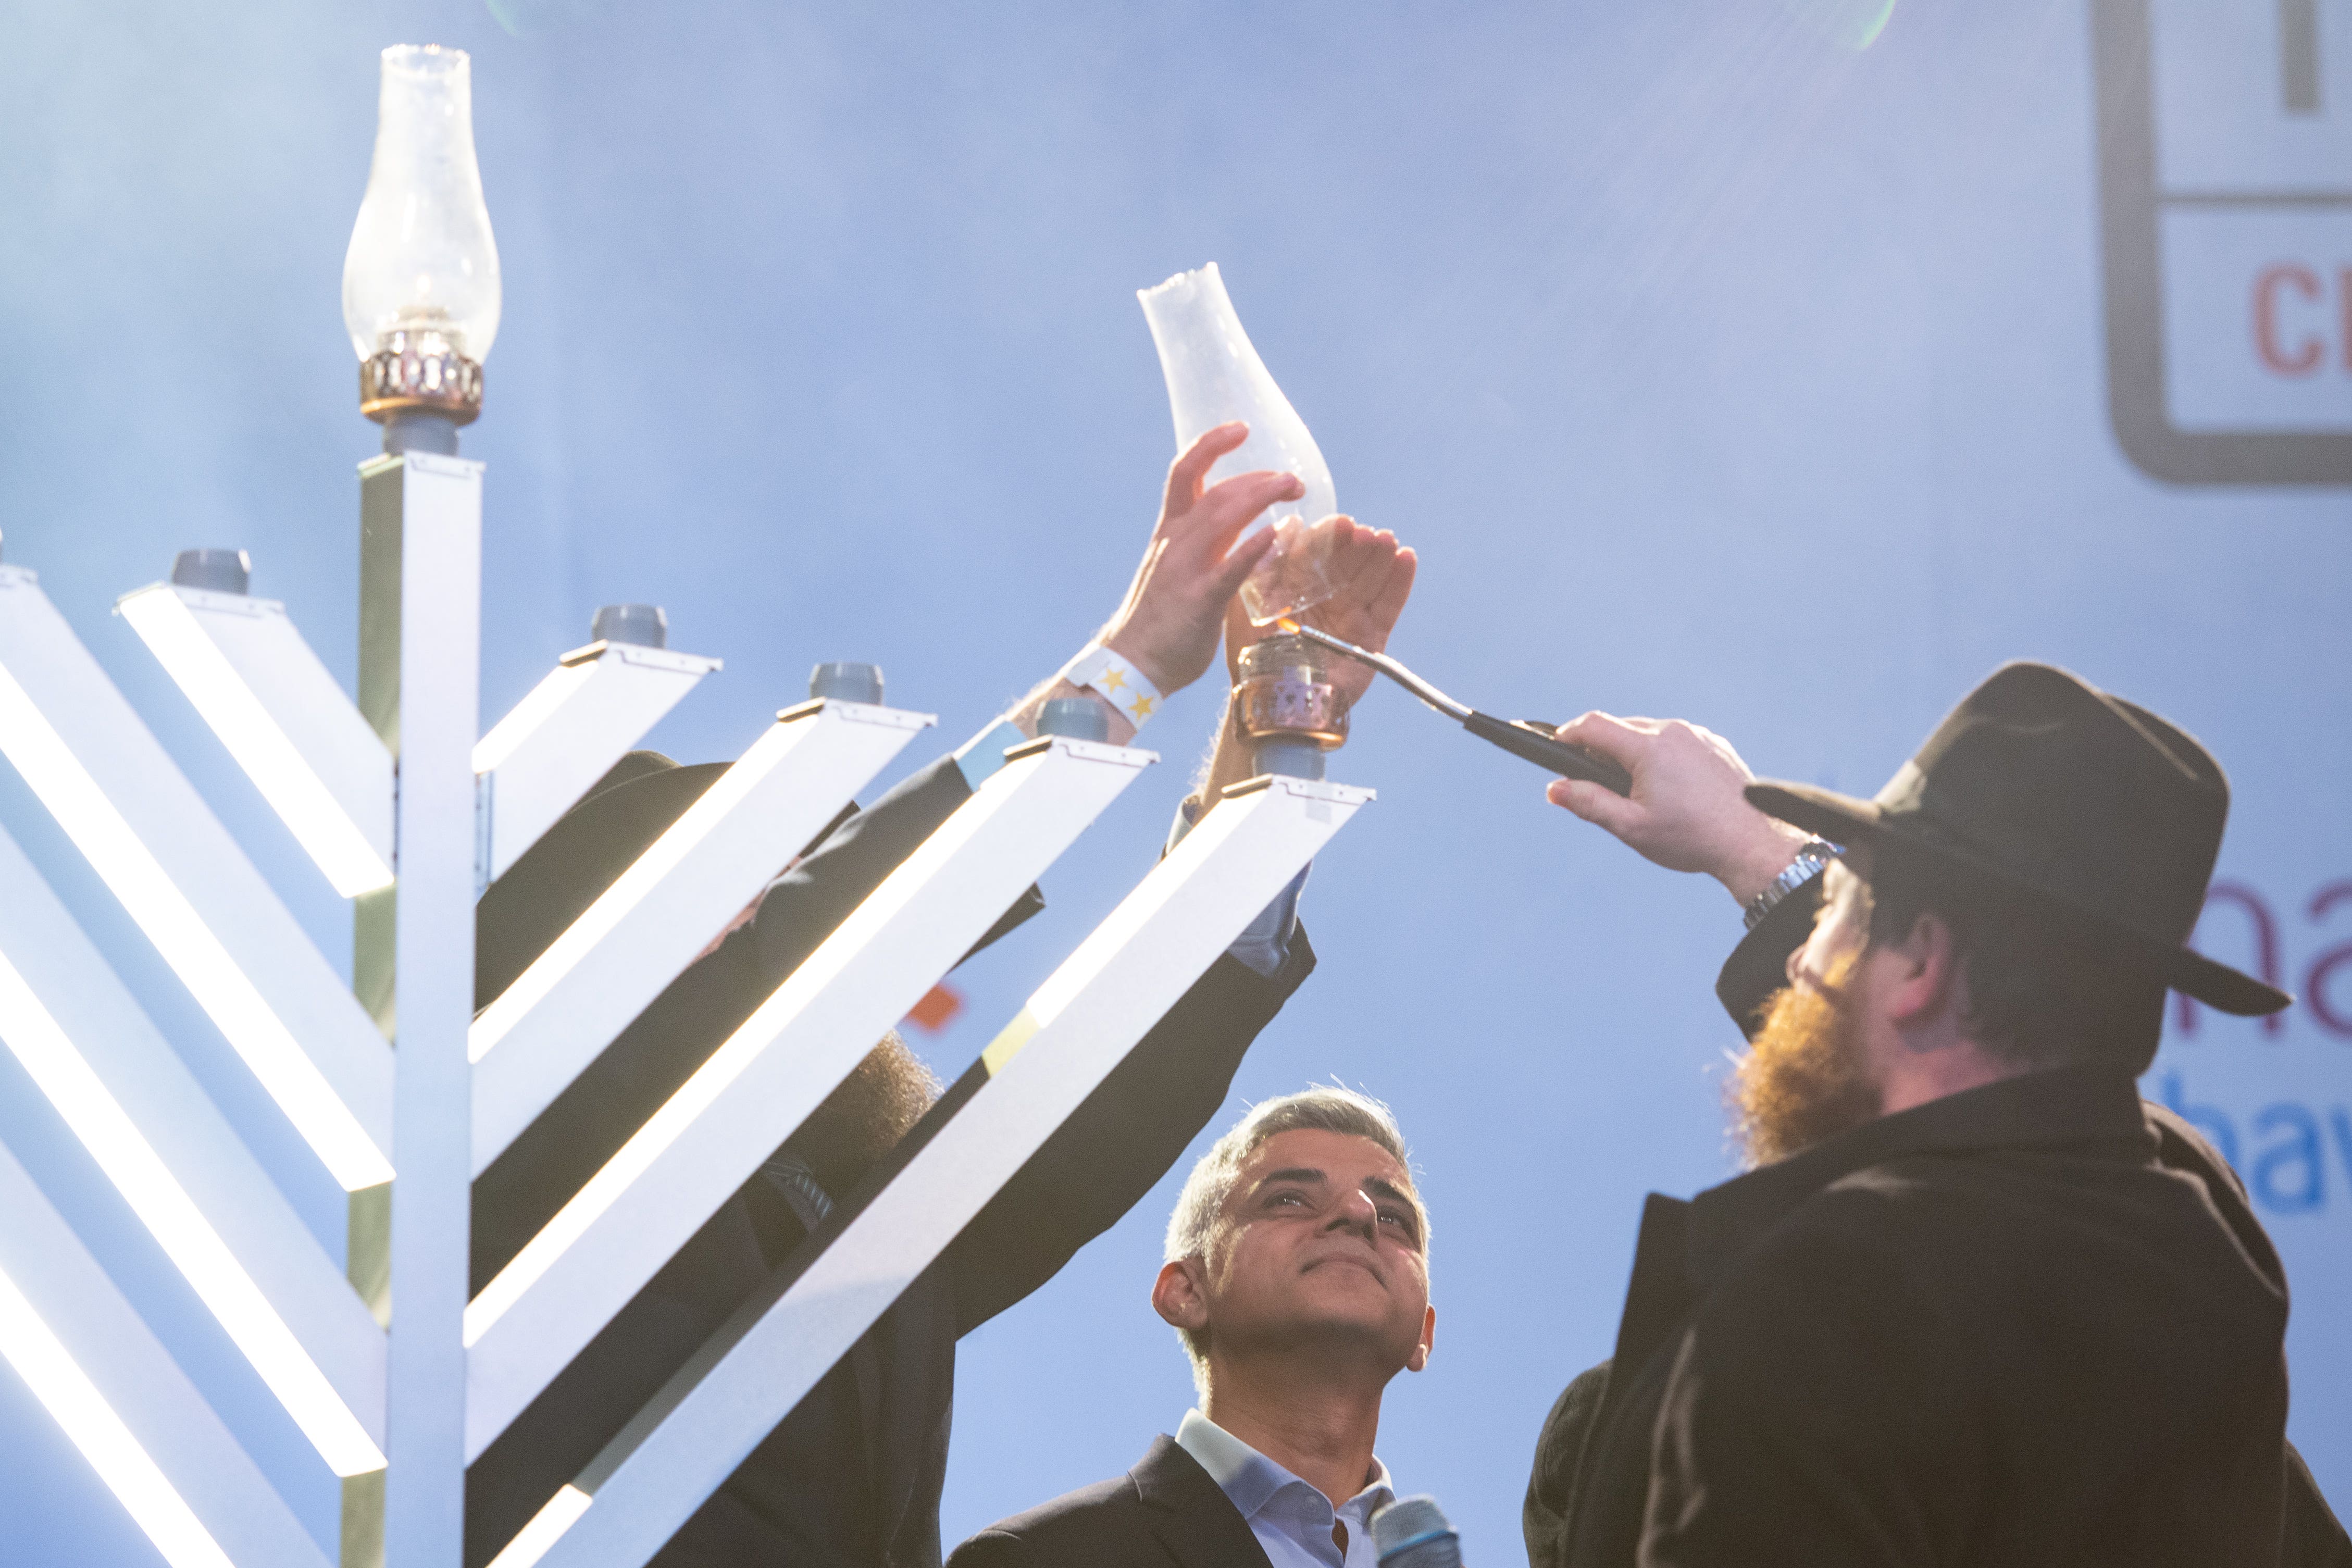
[1156,1127,1434,1387]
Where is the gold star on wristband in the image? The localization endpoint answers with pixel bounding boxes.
[1059,643,1161,731]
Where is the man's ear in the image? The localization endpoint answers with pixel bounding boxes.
[1152,1259,1209,1334]
[1885,909,1962,1030]
[1404,1304,1436,1374]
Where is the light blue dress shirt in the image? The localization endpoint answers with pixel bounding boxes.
[1174,1409,1395,1568]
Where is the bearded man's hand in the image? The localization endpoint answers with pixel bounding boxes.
[1544,714,1810,906]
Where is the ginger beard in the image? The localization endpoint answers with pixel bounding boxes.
[1731,952,1884,1168]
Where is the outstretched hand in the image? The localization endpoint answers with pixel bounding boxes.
[1544,714,1810,905]
[1223,517,1418,706]
[1100,422,1301,697]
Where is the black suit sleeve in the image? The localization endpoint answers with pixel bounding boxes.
[749,753,1042,985]
[2284,1441,2352,1568]
[2148,1108,2352,1568]
[1524,1361,1612,1568]
[944,1532,1035,1568]
[469,755,1027,1284]
[945,931,1318,1337]
[468,753,1048,1563]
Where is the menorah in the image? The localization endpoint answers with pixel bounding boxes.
[0,45,1371,1568]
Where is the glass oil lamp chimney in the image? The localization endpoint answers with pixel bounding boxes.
[342,45,501,455]
[1139,264,1338,627]
[1233,633,1349,779]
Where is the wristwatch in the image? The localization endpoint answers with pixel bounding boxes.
[1743,836,1841,931]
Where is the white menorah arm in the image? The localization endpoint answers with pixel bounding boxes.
[0,1135,334,1568]
[0,821,387,1471]
[476,640,723,882]
[460,734,1155,1461]
[116,581,395,898]
[468,697,936,1175]
[516,773,1370,1568]
[0,566,395,1190]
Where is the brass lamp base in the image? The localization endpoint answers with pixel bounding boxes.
[1234,633,1350,749]
[359,329,483,426]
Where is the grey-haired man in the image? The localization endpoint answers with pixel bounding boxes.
[950,1087,1433,1568]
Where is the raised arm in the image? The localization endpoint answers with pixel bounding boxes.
[990,420,1302,747]
[1543,714,1809,905]
[750,422,1326,975]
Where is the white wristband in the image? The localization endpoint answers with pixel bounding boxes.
[1059,642,1162,731]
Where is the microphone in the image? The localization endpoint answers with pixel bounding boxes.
[1371,1495,1460,1568]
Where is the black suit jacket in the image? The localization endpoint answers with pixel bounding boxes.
[465,756,1315,1568]
[947,1435,1274,1568]
[1525,884,2350,1568]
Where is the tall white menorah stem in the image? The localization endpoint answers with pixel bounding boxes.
[358,450,484,1568]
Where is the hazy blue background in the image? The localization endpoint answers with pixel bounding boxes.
[0,0,2344,1561]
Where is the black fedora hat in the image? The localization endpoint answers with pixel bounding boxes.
[1746,662,2288,1018]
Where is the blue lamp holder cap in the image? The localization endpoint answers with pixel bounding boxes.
[1036,696,1111,743]
[171,549,252,595]
[809,662,886,705]
[591,603,667,648]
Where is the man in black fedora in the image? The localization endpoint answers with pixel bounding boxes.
[461,422,1418,1568]
[1528,663,2348,1567]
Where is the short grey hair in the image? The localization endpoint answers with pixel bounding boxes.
[1162,1086,1427,1390]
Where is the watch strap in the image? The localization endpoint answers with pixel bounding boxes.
[1744,836,1841,931]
